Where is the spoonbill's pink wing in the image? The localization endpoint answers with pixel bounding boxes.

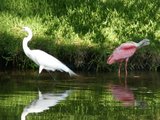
[107,42,137,64]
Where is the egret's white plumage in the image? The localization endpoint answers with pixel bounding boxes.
[22,27,77,76]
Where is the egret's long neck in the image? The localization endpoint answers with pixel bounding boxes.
[23,30,32,55]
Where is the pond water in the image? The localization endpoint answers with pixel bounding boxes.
[0,71,160,120]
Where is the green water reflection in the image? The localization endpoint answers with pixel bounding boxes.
[0,71,160,120]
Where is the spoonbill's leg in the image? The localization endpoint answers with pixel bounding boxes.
[125,58,129,77]
[118,61,122,78]
[124,73,128,87]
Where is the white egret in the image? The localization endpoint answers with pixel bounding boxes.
[22,27,78,76]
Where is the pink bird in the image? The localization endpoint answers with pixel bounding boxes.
[107,39,150,77]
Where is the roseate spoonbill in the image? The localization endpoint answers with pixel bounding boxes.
[107,39,150,77]
[22,27,78,77]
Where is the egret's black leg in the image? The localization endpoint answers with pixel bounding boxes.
[47,71,56,80]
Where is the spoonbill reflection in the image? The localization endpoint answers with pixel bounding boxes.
[21,90,70,120]
[110,84,135,106]
[107,39,150,77]
[22,27,78,77]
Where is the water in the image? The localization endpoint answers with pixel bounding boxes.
[0,71,160,120]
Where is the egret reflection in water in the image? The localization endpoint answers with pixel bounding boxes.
[21,90,71,120]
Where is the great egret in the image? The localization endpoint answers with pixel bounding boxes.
[107,39,150,77]
[22,27,78,76]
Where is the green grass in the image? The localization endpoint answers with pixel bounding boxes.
[0,0,160,71]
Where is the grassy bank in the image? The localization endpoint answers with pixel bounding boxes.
[0,0,160,72]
